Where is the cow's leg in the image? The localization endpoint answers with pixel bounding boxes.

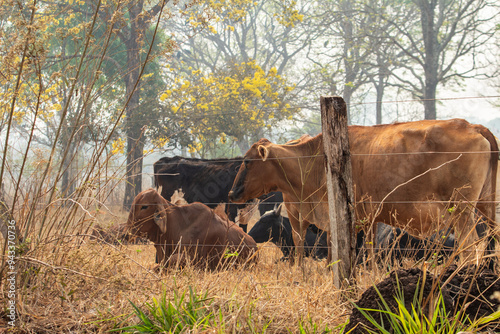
[474,214,498,271]
[361,222,377,270]
[475,158,498,271]
[289,215,307,264]
[485,234,497,271]
[450,205,482,267]
[154,244,167,266]
[355,229,365,264]
[150,244,167,272]
[475,196,498,271]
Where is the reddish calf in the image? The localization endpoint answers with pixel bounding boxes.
[127,188,257,269]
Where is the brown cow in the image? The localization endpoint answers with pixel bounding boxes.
[228,119,498,266]
[127,188,257,269]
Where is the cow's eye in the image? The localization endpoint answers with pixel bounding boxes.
[141,205,149,210]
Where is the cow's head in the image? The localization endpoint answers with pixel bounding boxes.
[247,204,284,243]
[156,167,184,200]
[229,138,279,203]
[127,188,171,238]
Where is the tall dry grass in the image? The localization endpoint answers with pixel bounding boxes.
[5,213,355,333]
[3,200,492,333]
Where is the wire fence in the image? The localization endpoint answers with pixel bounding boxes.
[2,97,499,251]
[87,231,483,256]
[4,148,499,170]
[2,147,500,208]
[13,94,499,128]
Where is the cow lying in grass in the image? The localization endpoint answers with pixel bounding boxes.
[153,156,282,231]
[127,188,257,269]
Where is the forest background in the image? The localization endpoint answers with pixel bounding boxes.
[2,1,500,331]
[1,0,499,209]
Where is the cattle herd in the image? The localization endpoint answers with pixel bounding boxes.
[116,119,499,271]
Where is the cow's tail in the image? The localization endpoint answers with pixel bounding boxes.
[476,126,498,224]
[475,125,498,269]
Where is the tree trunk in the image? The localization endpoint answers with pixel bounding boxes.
[341,0,355,124]
[122,0,145,210]
[375,73,384,124]
[420,0,438,120]
[123,129,145,209]
[343,89,353,125]
[423,82,437,120]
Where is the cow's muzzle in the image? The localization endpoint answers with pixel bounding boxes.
[228,190,237,202]
[228,189,244,203]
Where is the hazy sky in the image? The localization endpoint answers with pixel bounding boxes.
[440,79,499,123]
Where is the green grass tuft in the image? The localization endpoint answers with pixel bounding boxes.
[113,285,216,333]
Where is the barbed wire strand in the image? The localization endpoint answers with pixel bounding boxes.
[3,149,500,171]
[7,95,500,129]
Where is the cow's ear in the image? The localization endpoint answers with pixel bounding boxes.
[154,209,168,234]
[274,203,282,216]
[258,145,269,161]
[277,203,289,218]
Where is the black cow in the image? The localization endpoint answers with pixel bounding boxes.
[154,156,281,232]
[358,223,457,264]
[248,205,328,260]
[257,191,283,216]
[249,205,456,264]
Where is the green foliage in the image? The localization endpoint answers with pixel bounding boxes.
[114,285,216,333]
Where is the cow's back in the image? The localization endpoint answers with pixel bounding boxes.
[155,157,241,206]
[349,119,496,236]
[169,203,256,266]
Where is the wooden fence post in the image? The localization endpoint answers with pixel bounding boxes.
[320,96,356,287]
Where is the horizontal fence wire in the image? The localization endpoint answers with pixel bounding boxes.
[13,95,498,128]
[2,150,499,171]
[107,201,500,206]
[86,232,458,251]
[86,239,478,254]
[151,150,500,166]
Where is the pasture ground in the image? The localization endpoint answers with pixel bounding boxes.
[1,206,499,333]
[3,239,355,332]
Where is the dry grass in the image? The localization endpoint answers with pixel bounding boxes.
[0,204,494,333]
[8,239,353,333]
[1,208,346,334]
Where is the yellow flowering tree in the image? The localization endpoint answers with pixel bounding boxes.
[0,0,173,206]
[158,0,314,156]
[0,0,62,129]
[159,60,299,156]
